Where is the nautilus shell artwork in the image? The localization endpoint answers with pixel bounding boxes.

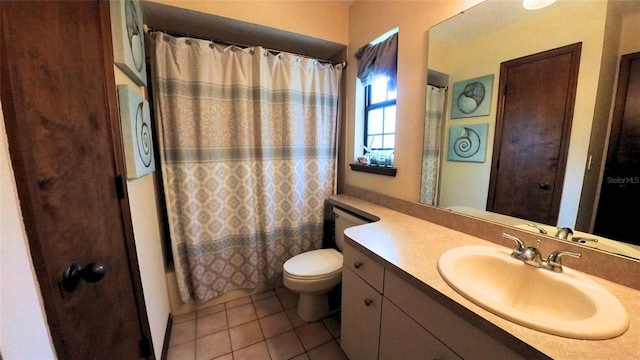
[451,75,494,119]
[447,124,488,163]
[117,85,155,178]
[111,0,147,86]
[457,82,485,114]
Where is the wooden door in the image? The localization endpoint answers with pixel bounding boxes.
[1,1,153,359]
[487,43,581,225]
[594,52,640,246]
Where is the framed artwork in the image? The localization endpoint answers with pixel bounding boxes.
[117,85,155,179]
[451,75,494,118]
[111,0,147,86]
[447,123,489,163]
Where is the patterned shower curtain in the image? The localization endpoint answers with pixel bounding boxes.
[420,85,446,205]
[149,32,343,303]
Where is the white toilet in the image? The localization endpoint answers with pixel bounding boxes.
[283,207,368,322]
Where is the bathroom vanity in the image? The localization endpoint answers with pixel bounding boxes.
[331,194,640,359]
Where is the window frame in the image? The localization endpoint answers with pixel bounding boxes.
[363,76,397,155]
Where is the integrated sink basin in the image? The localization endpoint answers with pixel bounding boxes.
[437,245,629,339]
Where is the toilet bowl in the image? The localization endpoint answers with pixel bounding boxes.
[283,207,368,322]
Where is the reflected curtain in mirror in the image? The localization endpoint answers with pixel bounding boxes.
[420,85,446,205]
[150,32,343,303]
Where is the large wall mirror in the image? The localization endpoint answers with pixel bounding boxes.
[421,0,640,259]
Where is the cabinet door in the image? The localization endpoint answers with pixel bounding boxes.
[380,298,462,360]
[341,267,383,360]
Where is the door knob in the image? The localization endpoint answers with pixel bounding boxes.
[62,262,106,292]
[539,182,551,190]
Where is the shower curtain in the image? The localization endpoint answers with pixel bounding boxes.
[420,85,446,205]
[149,32,343,303]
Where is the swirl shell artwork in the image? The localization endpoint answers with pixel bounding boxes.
[448,124,488,163]
[453,127,482,158]
[135,102,153,167]
[451,75,494,118]
[117,85,156,178]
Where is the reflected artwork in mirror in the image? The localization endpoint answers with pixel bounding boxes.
[420,0,640,259]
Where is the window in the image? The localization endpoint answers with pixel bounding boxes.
[364,75,396,166]
[352,30,398,175]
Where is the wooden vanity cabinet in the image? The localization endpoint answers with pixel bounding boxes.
[341,242,531,360]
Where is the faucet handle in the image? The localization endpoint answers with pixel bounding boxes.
[545,250,582,272]
[526,223,547,234]
[554,227,574,239]
[502,233,525,257]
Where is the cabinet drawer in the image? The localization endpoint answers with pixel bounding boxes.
[341,267,382,360]
[384,270,526,360]
[343,241,384,292]
[380,298,462,360]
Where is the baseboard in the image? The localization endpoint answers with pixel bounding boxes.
[160,314,172,360]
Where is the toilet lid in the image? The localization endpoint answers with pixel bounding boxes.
[283,249,343,279]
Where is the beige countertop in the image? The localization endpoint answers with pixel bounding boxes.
[330,194,640,360]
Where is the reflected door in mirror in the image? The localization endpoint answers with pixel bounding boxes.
[595,52,640,246]
[488,44,581,225]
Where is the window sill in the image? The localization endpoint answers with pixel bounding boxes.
[349,163,397,177]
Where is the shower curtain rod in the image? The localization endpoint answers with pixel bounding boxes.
[144,25,347,67]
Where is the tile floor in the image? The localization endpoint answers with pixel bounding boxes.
[167,286,348,360]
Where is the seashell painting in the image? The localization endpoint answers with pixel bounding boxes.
[447,123,488,162]
[117,85,156,178]
[451,75,493,118]
[111,0,147,86]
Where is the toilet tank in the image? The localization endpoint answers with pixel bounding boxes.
[333,207,369,251]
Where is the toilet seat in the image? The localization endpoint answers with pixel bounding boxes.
[283,248,343,281]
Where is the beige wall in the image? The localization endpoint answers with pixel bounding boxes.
[344,0,483,201]
[433,1,608,228]
[619,11,640,55]
[113,68,171,357]
[147,0,350,45]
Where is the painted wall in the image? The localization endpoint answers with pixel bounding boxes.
[619,10,640,55]
[114,68,171,358]
[433,1,608,228]
[576,0,628,231]
[1,103,57,359]
[344,0,483,202]
[147,0,350,46]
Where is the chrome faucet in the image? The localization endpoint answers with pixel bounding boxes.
[502,233,581,272]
